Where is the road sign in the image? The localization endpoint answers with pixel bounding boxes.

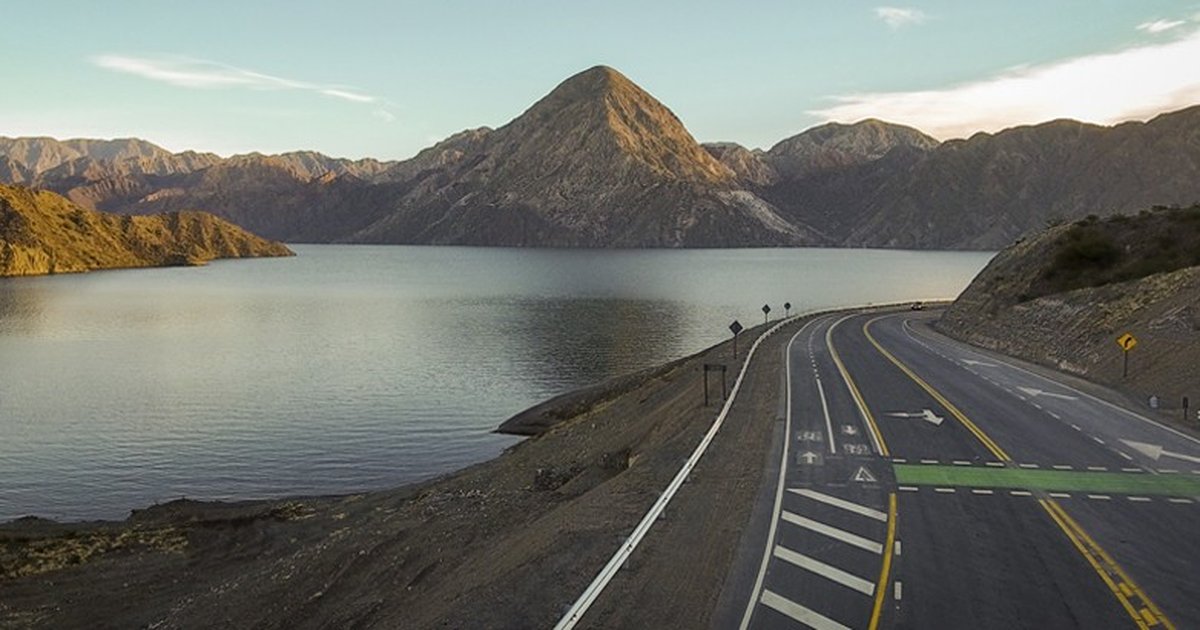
[729,320,743,360]
[1117,332,1137,351]
[762,304,771,324]
[784,302,792,317]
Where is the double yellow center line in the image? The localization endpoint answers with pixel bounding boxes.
[852,314,1174,630]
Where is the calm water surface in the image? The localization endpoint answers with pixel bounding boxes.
[0,245,993,520]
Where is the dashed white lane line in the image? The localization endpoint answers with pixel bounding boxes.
[814,377,837,455]
[894,540,902,556]
[1169,498,1194,504]
[1087,494,1112,501]
[773,546,876,596]
[934,487,956,494]
[760,589,852,630]
[899,486,920,492]
[952,460,971,466]
[1128,497,1152,502]
[985,461,1005,467]
[1019,463,1040,469]
[893,458,908,464]
[920,459,939,465]
[781,511,884,554]
[1159,469,1179,474]
[1087,466,1108,472]
[1011,490,1033,497]
[1048,411,1062,420]
[1070,424,1082,431]
[1049,492,1071,499]
[1119,452,1135,462]
[972,489,994,495]
[1122,467,1142,472]
[789,488,887,522]
[1052,465,1073,470]
[1091,436,1106,445]
[894,581,903,601]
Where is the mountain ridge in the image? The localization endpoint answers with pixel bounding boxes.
[2,67,1199,249]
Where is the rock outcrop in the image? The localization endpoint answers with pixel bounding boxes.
[0,184,293,277]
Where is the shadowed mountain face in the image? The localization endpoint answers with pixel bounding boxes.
[0,184,292,277]
[2,67,1200,249]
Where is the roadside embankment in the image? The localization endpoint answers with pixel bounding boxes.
[938,208,1200,422]
[0,311,811,629]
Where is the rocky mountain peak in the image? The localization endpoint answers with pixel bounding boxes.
[490,65,734,185]
[766,118,939,179]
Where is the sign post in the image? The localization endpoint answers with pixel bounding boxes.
[703,363,727,406]
[729,320,743,360]
[784,302,792,318]
[1116,332,1137,378]
[762,304,771,325]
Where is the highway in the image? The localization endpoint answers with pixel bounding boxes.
[736,310,1200,629]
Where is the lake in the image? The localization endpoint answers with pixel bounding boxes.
[0,245,993,521]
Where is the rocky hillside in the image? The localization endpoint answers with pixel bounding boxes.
[0,184,293,277]
[938,206,1200,408]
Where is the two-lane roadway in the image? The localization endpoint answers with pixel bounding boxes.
[736,309,1200,629]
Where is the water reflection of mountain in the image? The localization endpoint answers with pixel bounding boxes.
[446,296,691,396]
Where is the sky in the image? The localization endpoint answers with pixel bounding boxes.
[2,1,1199,160]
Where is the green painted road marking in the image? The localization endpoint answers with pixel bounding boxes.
[894,464,1200,496]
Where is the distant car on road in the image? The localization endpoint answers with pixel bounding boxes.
[910,301,924,311]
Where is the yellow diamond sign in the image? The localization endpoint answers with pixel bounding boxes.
[1116,332,1137,351]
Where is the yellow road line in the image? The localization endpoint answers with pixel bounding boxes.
[863,316,1010,461]
[827,316,890,456]
[863,313,1174,630]
[1046,500,1175,629]
[868,493,897,630]
[1041,499,1150,629]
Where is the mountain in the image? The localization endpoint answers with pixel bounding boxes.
[937,206,1200,407]
[0,183,293,277]
[345,66,815,247]
[2,67,1200,249]
[842,108,1200,249]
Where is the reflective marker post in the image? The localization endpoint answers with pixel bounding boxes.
[729,320,743,360]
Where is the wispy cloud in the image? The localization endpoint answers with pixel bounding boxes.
[810,27,1200,139]
[1137,19,1185,34]
[91,54,385,108]
[874,7,926,29]
[372,109,396,123]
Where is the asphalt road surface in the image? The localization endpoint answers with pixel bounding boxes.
[734,310,1200,630]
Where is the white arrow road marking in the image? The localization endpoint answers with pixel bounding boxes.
[886,409,945,426]
[961,359,997,367]
[1120,439,1200,464]
[799,451,821,465]
[1017,386,1078,401]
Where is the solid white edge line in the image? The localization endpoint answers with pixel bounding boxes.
[735,315,823,630]
[789,488,888,522]
[556,312,802,630]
